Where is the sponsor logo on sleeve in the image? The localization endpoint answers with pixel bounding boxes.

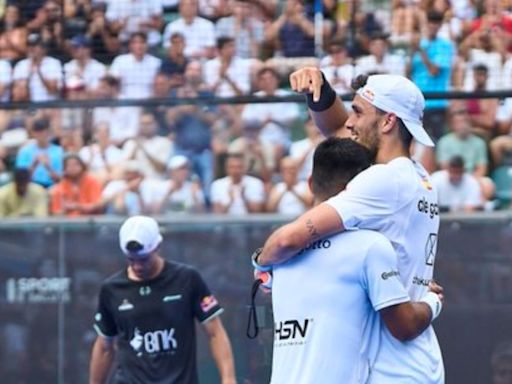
[200,295,219,313]
[381,270,400,280]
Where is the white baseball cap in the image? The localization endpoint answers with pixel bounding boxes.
[119,216,163,256]
[356,74,435,147]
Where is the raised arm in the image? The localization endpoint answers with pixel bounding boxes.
[289,67,349,138]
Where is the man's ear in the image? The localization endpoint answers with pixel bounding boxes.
[307,174,313,194]
[381,112,397,134]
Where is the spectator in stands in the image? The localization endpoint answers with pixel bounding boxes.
[464,64,498,140]
[458,26,505,92]
[355,32,406,76]
[0,4,28,62]
[149,73,173,136]
[198,0,232,21]
[203,36,252,97]
[210,152,265,214]
[15,117,63,188]
[431,155,483,212]
[168,60,216,202]
[109,32,161,99]
[160,32,188,89]
[122,112,173,180]
[59,75,90,135]
[79,122,123,185]
[468,0,512,39]
[92,75,140,146]
[227,119,275,185]
[390,0,423,46]
[408,10,455,141]
[38,0,67,60]
[241,66,301,163]
[153,155,205,214]
[436,102,489,178]
[289,117,324,181]
[101,160,161,216]
[63,0,94,37]
[105,0,164,49]
[0,56,11,102]
[267,156,312,215]
[319,39,355,96]
[215,0,265,59]
[0,167,48,217]
[264,0,315,59]
[13,33,62,102]
[64,35,106,95]
[490,92,512,166]
[59,127,84,154]
[85,2,120,64]
[162,0,216,60]
[49,153,103,217]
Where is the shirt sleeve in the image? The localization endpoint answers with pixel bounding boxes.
[190,268,223,323]
[464,175,483,207]
[362,236,410,311]
[93,284,118,337]
[325,165,399,230]
[474,138,489,166]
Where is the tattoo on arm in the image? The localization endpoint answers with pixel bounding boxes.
[306,218,320,241]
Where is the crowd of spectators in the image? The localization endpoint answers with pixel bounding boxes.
[1,0,512,218]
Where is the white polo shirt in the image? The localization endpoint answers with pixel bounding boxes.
[210,175,265,215]
[326,157,444,383]
[64,59,107,91]
[203,57,252,97]
[13,57,62,101]
[271,230,410,384]
[162,17,216,57]
[109,54,161,99]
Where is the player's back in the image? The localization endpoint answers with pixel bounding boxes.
[327,157,444,383]
[270,229,408,384]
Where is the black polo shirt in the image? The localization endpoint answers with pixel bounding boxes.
[94,260,223,384]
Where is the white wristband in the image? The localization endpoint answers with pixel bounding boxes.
[420,291,443,321]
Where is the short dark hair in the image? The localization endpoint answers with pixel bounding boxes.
[473,63,488,73]
[129,32,147,43]
[63,153,86,171]
[311,138,372,201]
[14,168,30,184]
[217,36,234,50]
[100,75,120,88]
[32,118,50,131]
[448,155,465,169]
[427,10,444,23]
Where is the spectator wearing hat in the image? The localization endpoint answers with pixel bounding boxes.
[0,4,28,62]
[153,155,205,214]
[15,117,63,188]
[12,33,62,101]
[109,32,161,99]
[64,35,106,95]
[0,167,48,217]
[355,32,406,77]
[49,153,103,217]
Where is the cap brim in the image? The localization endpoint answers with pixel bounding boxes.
[402,119,435,147]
